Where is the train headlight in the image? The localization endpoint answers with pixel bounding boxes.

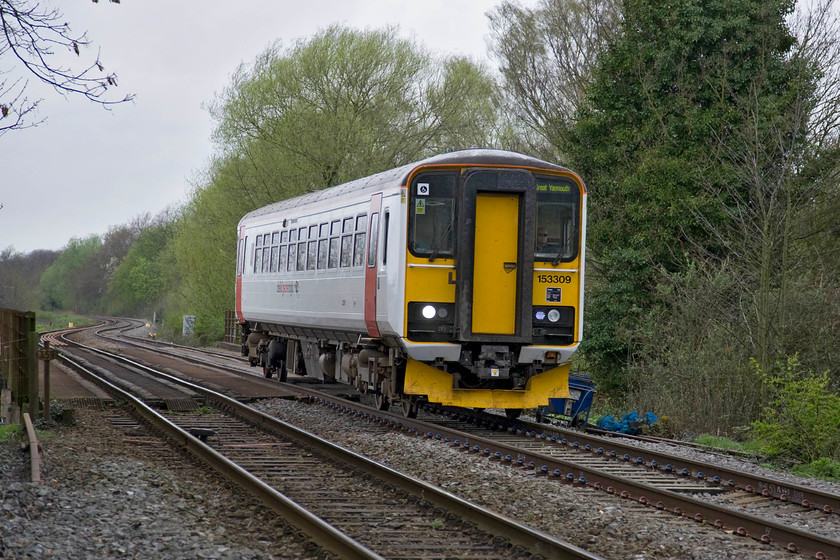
[535,310,546,321]
[547,309,561,323]
[408,302,456,342]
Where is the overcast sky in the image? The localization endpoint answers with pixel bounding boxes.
[1,0,528,254]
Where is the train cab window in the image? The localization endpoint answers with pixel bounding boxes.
[353,214,367,267]
[409,172,457,259]
[534,176,580,263]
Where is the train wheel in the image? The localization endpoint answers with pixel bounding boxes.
[374,392,390,411]
[505,408,522,420]
[401,397,419,418]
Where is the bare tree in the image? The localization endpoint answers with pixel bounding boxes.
[0,0,133,134]
[487,0,620,154]
[690,0,840,376]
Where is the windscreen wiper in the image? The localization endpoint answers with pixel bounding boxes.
[428,221,453,262]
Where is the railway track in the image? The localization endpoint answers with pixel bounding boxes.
[459,408,840,516]
[54,329,602,560]
[51,321,840,558]
[265,393,840,559]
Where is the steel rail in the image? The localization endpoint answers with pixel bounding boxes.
[95,323,840,519]
[58,335,604,560]
[56,351,387,560]
[474,409,840,516]
[299,392,840,560]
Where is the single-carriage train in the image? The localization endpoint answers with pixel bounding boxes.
[236,149,587,418]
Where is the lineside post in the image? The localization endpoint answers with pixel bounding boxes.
[25,315,37,419]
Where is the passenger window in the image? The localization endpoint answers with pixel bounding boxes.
[297,241,307,271]
[353,214,367,267]
[340,234,352,267]
[307,241,317,270]
[279,246,287,274]
[382,210,389,266]
[281,231,288,243]
[367,212,379,268]
[270,246,278,273]
[271,232,279,245]
[317,239,328,269]
[328,237,340,268]
[287,243,297,272]
[237,238,245,276]
[331,220,341,235]
[254,248,262,273]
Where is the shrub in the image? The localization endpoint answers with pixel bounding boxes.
[751,356,840,464]
[792,458,840,482]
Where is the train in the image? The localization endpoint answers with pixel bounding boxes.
[235,149,587,418]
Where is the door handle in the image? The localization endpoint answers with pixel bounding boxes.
[504,262,517,273]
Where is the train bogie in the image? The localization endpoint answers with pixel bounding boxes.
[236,149,586,416]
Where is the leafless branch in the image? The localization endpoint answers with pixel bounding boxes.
[0,0,133,134]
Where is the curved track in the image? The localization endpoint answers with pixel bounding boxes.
[54,325,603,560]
[50,321,840,559]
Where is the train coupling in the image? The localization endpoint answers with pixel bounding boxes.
[476,345,512,380]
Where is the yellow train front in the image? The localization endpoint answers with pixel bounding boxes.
[237,149,586,418]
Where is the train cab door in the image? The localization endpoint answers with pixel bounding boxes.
[456,169,535,342]
[364,193,383,337]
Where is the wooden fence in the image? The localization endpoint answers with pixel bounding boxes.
[0,307,37,423]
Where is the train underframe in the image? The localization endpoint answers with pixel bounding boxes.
[241,324,570,419]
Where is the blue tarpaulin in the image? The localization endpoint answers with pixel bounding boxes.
[596,411,658,434]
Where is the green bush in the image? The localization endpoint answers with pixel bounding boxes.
[751,356,840,464]
[792,458,840,481]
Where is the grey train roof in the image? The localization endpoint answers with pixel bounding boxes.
[241,149,570,221]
